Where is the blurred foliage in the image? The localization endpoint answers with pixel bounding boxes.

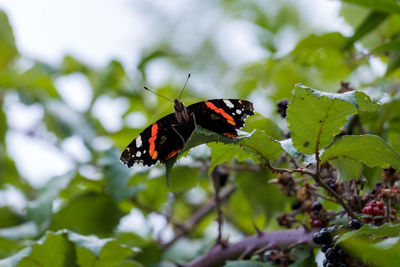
[1,0,400,266]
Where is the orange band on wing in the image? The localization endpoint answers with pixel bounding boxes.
[148,123,159,160]
[205,101,236,126]
[223,132,237,138]
[165,148,182,160]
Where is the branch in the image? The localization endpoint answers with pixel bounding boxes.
[161,184,237,249]
[184,227,317,267]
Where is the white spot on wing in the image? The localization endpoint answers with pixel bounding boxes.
[136,151,141,157]
[223,99,234,109]
[136,135,142,148]
[236,109,242,114]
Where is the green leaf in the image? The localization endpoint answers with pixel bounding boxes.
[27,172,74,230]
[343,11,389,50]
[0,207,24,228]
[355,91,381,112]
[60,55,89,74]
[208,130,282,175]
[372,39,400,53]
[321,135,400,169]
[337,223,400,244]
[338,223,400,267]
[208,142,256,175]
[0,10,18,72]
[165,126,241,183]
[340,0,400,14]
[50,192,124,236]
[0,236,22,258]
[386,49,400,75]
[169,166,199,193]
[343,237,400,267]
[286,84,357,155]
[238,130,283,163]
[279,139,316,165]
[71,236,134,267]
[101,149,144,202]
[235,170,287,226]
[136,177,169,211]
[0,63,59,97]
[18,232,75,267]
[242,113,284,140]
[0,247,32,267]
[329,157,362,181]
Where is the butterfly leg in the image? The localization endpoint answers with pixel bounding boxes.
[191,113,199,135]
[172,125,186,146]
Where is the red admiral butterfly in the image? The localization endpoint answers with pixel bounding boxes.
[120,87,254,167]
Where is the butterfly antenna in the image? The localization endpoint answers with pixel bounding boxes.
[178,73,191,100]
[143,86,174,103]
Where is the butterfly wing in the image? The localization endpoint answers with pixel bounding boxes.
[188,99,254,137]
[120,113,195,167]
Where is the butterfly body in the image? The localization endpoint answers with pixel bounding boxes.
[120,99,254,167]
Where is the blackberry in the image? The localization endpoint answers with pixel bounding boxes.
[348,219,361,230]
[291,199,302,210]
[321,244,330,253]
[311,201,322,211]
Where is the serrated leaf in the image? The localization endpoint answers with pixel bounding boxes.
[238,130,282,163]
[165,126,241,184]
[67,231,113,257]
[342,11,388,50]
[340,0,400,14]
[279,138,316,165]
[208,131,282,175]
[321,135,400,169]
[329,157,362,181]
[71,237,133,267]
[286,84,357,155]
[242,113,284,140]
[337,223,400,244]
[338,224,400,267]
[355,91,380,112]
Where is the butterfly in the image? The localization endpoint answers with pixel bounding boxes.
[120,97,254,167]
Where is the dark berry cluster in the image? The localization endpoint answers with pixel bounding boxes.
[312,219,362,267]
[362,200,384,224]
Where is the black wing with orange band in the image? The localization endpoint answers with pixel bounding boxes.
[120,99,254,167]
[120,113,195,167]
[187,99,254,138]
